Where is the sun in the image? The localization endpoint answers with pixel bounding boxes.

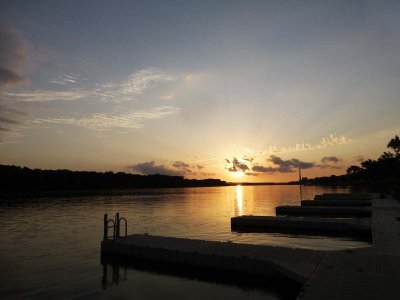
[234,171,244,178]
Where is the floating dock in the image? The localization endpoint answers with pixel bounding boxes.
[275,205,371,217]
[101,193,400,299]
[314,194,371,201]
[300,199,371,207]
[231,215,371,239]
[101,234,323,285]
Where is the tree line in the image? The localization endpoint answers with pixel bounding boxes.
[0,165,227,195]
[305,135,400,197]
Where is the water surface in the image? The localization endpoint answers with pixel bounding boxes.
[0,185,369,299]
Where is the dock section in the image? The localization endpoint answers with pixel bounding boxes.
[101,234,324,285]
[231,215,371,239]
[101,193,400,299]
[298,195,400,300]
[300,199,371,207]
[275,206,371,218]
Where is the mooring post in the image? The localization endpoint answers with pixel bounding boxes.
[115,212,120,238]
[103,213,108,241]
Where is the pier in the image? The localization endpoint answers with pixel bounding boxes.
[231,215,371,240]
[275,205,371,217]
[101,193,400,299]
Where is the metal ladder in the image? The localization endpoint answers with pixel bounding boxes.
[103,212,127,241]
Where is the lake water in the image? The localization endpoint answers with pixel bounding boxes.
[0,185,370,299]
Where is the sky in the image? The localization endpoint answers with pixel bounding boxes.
[0,0,399,182]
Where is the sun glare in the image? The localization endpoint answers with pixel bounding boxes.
[234,171,244,178]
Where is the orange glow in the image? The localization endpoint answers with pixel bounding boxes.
[235,185,243,215]
[233,171,244,178]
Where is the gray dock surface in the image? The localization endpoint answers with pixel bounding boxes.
[101,194,400,299]
[301,199,371,207]
[231,215,371,239]
[276,205,371,217]
[102,233,323,284]
[298,195,400,300]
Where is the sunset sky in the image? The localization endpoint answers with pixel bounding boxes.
[1,0,399,182]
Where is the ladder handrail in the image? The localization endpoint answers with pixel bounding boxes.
[103,213,128,240]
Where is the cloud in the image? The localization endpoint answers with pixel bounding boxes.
[0,19,28,88]
[0,19,29,138]
[128,161,186,176]
[269,155,314,170]
[317,134,352,148]
[225,157,250,173]
[160,93,175,101]
[319,156,344,169]
[27,106,180,131]
[5,67,176,103]
[243,156,254,163]
[128,160,207,177]
[251,155,315,174]
[173,161,190,169]
[267,143,313,154]
[49,74,81,85]
[321,156,340,164]
[264,134,351,154]
[252,165,278,173]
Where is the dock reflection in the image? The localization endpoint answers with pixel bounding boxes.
[100,254,300,299]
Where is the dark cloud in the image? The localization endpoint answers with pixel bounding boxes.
[128,161,186,176]
[243,156,254,163]
[128,160,209,177]
[269,155,314,170]
[321,156,340,164]
[0,19,28,88]
[0,19,29,136]
[0,67,24,87]
[319,156,343,169]
[252,165,279,173]
[225,157,249,173]
[172,161,190,169]
[244,172,258,176]
[251,155,315,174]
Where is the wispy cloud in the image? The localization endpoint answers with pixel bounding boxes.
[5,67,176,103]
[49,74,81,85]
[264,134,352,154]
[317,134,352,148]
[28,106,180,131]
[266,143,312,154]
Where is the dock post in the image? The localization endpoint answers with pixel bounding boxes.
[103,214,108,241]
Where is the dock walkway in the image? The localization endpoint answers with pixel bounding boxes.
[101,193,400,299]
[298,195,400,299]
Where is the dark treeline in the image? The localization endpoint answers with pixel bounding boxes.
[303,135,400,197]
[0,165,227,195]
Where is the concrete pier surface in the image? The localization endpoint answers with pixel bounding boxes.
[314,194,371,201]
[101,234,324,285]
[231,215,371,240]
[300,199,371,207]
[101,194,400,299]
[298,195,400,300]
[276,205,371,218]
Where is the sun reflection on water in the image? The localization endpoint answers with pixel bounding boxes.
[235,185,243,216]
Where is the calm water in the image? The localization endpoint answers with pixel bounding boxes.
[0,185,370,299]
